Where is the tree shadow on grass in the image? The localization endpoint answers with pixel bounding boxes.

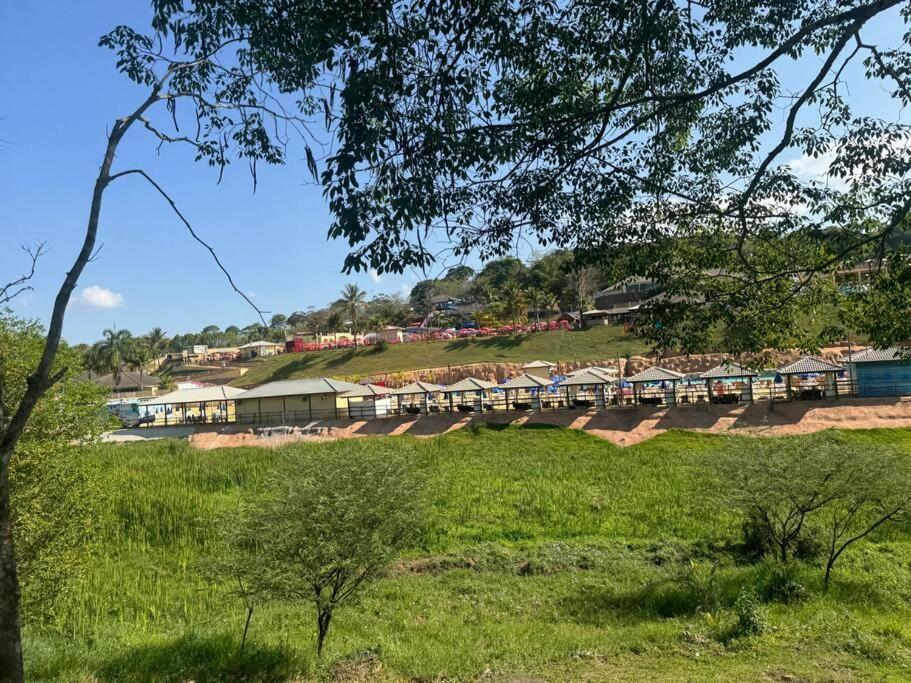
[98,633,297,683]
[269,354,319,381]
[559,570,749,627]
[443,334,531,353]
[324,349,362,369]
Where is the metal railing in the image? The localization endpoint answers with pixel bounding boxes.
[128,378,886,429]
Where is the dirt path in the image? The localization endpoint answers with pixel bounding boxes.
[172,397,911,449]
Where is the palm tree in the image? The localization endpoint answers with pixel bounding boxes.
[83,343,107,379]
[539,291,559,321]
[325,310,344,334]
[128,345,150,394]
[527,287,556,324]
[98,328,135,387]
[339,283,367,347]
[501,282,529,327]
[144,326,168,369]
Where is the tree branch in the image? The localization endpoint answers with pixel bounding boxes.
[107,168,267,324]
[0,243,48,306]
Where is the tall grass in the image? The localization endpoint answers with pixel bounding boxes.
[24,427,911,681]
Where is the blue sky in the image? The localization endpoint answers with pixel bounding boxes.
[0,3,905,344]
[0,2,431,344]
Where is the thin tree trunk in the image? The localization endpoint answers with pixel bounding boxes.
[240,604,253,653]
[0,83,162,681]
[0,465,22,682]
[316,609,332,657]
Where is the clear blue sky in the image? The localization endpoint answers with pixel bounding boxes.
[0,3,904,344]
[0,1,428,344]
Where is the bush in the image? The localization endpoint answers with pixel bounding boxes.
[759,562,808,604]
[733,589,768,638]
[741,507,822,562]
[373,339,389,353]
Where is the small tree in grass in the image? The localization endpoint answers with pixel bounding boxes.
[221,442,429,657]
[720,433,911,588]
[819,447,911,590]
[720,436,846,563]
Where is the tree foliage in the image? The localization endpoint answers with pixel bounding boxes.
[215,442,430,656]
[0,314,110,622]
[137,0,911,352]
[720,432,911,588]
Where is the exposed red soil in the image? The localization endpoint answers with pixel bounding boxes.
[184,397,911,449]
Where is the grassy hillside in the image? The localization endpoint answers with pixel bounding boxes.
[24,427,911,681]
[233,325,648,387]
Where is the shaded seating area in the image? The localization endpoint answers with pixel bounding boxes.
[442,377,498,412]
[497,373,554,410]
[341,383,394,419]
[699,361,758,404]
[138,385,244,426]
[776,356,844,400]
[561,371,613,408]
[626,367,685,406]
[390,381,445,414]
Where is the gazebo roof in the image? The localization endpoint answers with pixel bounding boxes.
[627,366,685,383]
[700,361,758,380]
[390,381,445,395]
[340,383,393,398]
[561,371,613,386]
[566,366,617,380]
[443,377,498,392]
[777,356,843,375]
[499,373,554,389]
[522,360,555,368]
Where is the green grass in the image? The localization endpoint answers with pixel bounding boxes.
[233,324,647,387]
[23,427,911,681]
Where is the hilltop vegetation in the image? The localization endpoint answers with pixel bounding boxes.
[233,325,647,386]
[23,427,911,681]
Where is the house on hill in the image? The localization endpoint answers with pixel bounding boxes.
[81,370,159,397]
[238,340,282,360]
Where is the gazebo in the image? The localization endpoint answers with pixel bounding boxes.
[144,385,245,425]
[561,371,612,409]
[776,356,844,400]
[341,383,394,419]
[521,360,556,379]
[442,377,498,413]
[498,373,554,410]
[391,381,445,414]
[699,361,759,403]
[626,366,685,406]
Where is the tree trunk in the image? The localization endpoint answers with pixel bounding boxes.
[0,84,163,682]
[0,463,23,682]
[316,608,332,657]
[823,558,835,591]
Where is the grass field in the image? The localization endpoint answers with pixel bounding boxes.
[233,324,648,387]
[24,427,911,681]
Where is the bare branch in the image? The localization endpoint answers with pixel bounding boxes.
[0,242,48,306]
[107,168,267,324]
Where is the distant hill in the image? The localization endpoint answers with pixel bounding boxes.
[232,325,648,387]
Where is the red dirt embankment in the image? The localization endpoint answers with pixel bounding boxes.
[185,397,911,449]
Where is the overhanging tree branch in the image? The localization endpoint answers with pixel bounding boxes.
[107,168,267,324]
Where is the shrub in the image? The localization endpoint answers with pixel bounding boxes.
[760,562,808,604]
[741,508,822,563]
[373,339,388,353]
[733,589,767,638]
